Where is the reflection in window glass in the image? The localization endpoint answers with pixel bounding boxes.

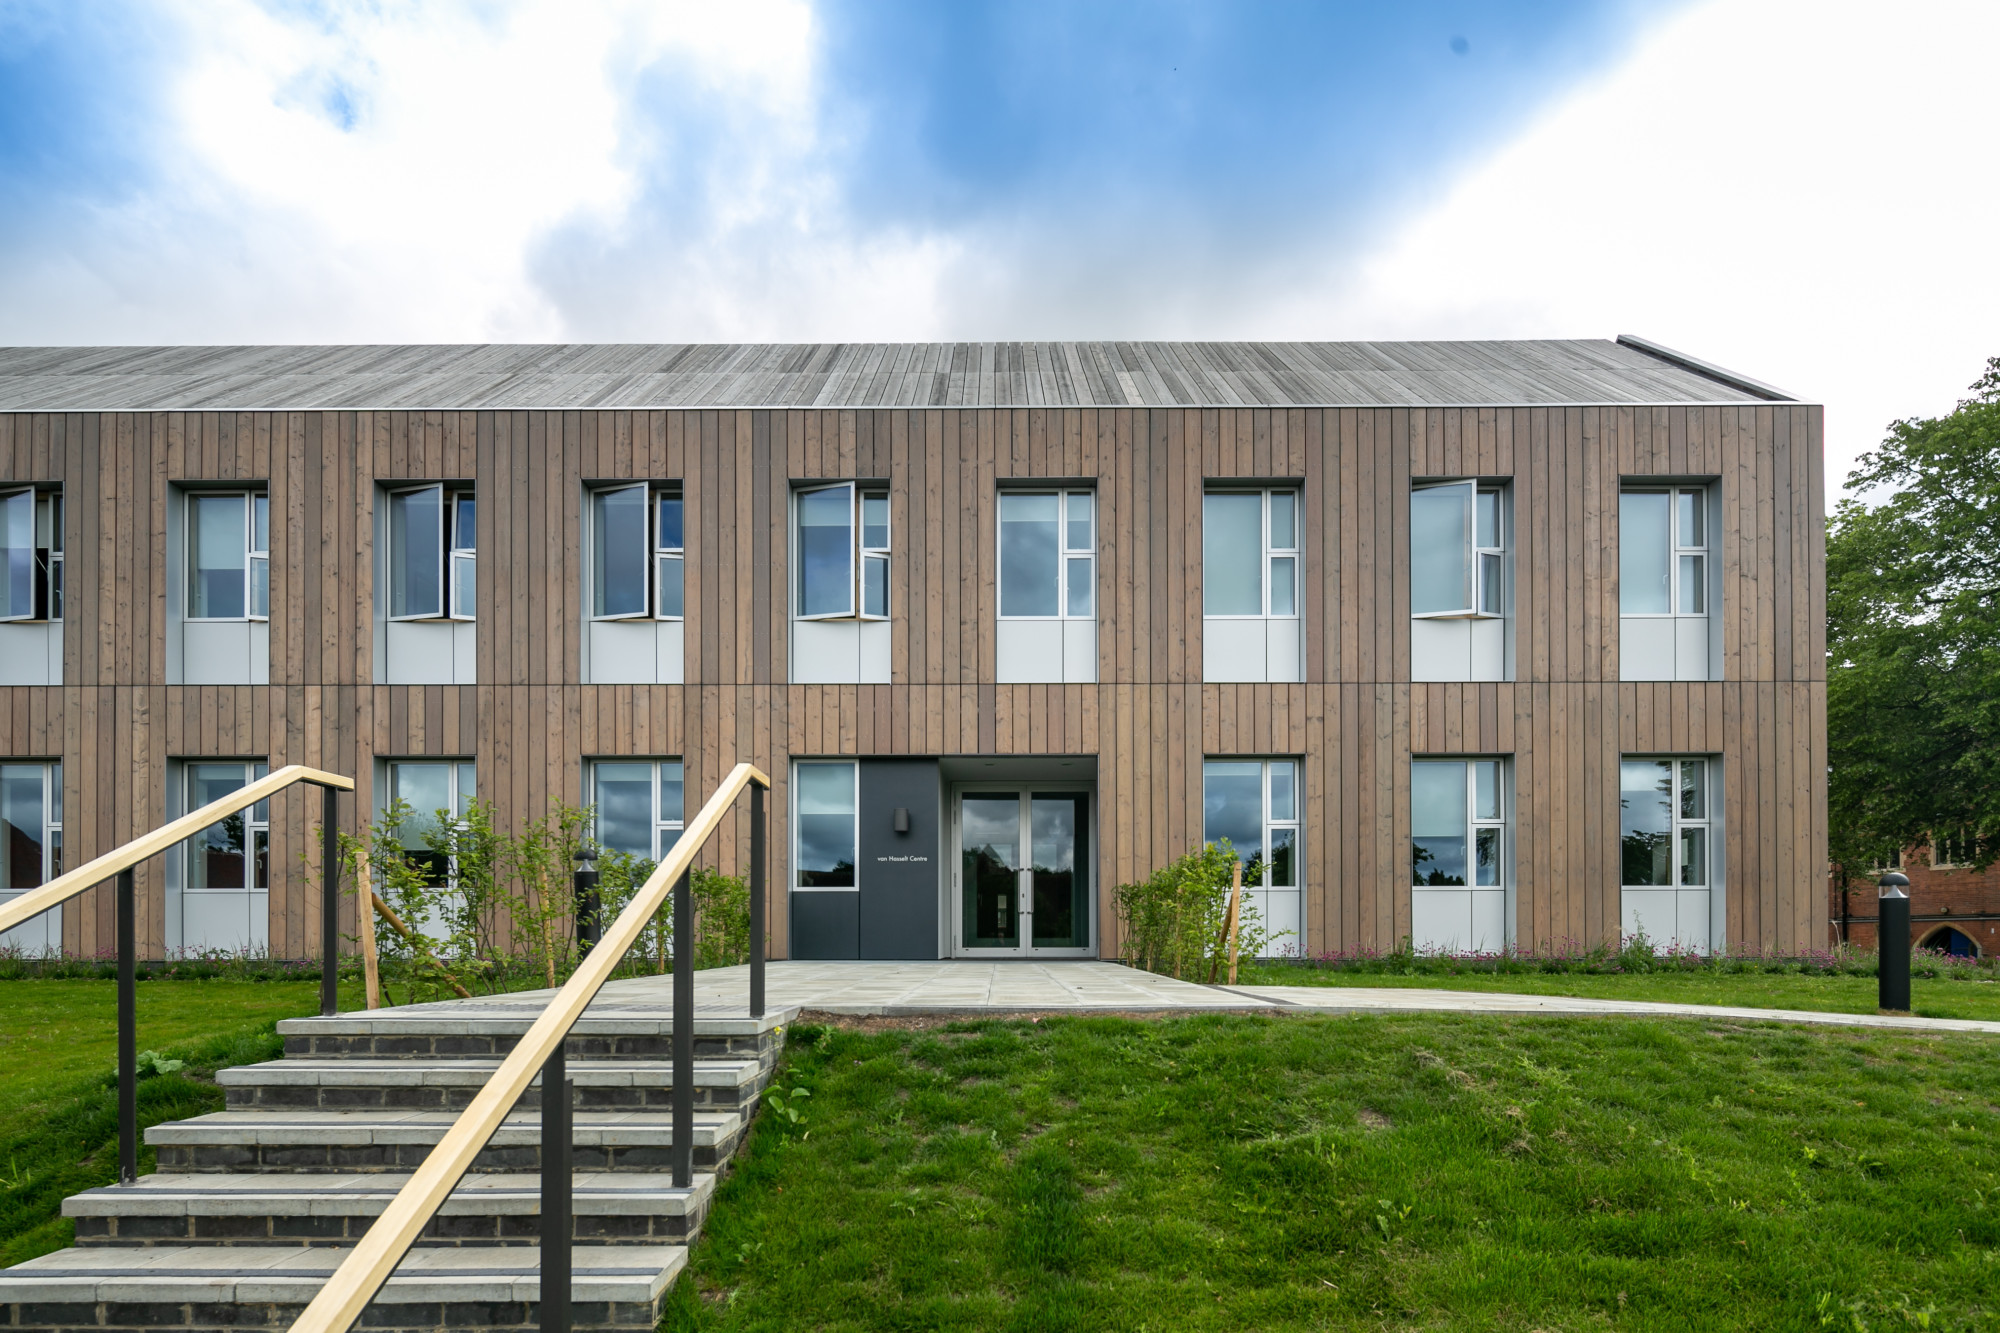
[797,486,855,617]
[1621,757,1708,889]
[2,490,34,620]
[186,762,270,892]
[590,759,685,862]
[593,485,649,618]
[1203,494,1264,615]
[389,487,443,619]
[794,762,856,887]
[1,763,60,893]
[1411,483,1472,616]
[1000,493,1060,616]
[1030,793,1090,948]
[1411,760,1469,885]
[190,494,249,619]
[1619,493,1672,614]
[1202,759,1299,892]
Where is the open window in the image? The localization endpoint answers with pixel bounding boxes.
[1411,480,1506,619]
[592,484,683,621]
[387,485,475,621]
[796,483,889,621]
[0,489,61,624]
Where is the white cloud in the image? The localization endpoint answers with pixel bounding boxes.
[1278,0,2000,492]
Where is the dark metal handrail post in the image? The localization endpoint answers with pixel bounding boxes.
[1878,871,1911,1013]
[672,868,693,1188]
[321,784,339,1018]
[540,1041,571,1333]
[117,867,137,1185]
[749,783,765,1019]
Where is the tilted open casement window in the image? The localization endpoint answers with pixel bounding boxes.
[591,484,684,621]
[0,489,61,623]
[187,492,268,621]
[1411,480,1505,618]
[388,485,476,622]
[796,483,889,621]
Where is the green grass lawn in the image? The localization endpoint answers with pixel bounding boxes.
[1230,965,2000,1022]
[669,1012,2000,1332]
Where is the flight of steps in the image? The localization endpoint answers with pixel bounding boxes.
[0,999,794,1333]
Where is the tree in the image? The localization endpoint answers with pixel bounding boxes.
[1827,357,2000,874]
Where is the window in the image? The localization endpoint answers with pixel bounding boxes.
[188,492,268,621]
[1412,760,1504,888]
[1203,490,1297,618]
[796,484,888,620]
[1411,481,1506,618]
[1926,830,1983,871]
[588,760,685,862]
[1202,759,1300,954]
[1619,757,1712,950]
[1620,488,1707,616]
[0,489,61,623]
[387,485,475,621]
[793,761,857,890]
[0,762,61,953]
[183,762,270,928]
[591,484,684,621]
[1000,490,1094,618]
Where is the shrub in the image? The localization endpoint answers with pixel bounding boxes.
[1114,840,1271,979]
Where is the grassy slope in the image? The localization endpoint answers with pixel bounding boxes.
[671,1013,2000,1332]
[1229,966,2000,1022]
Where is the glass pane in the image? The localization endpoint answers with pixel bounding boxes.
[797,486,854,617]
[1066,492,1093,551]
[190,494,248,619]
[593,486,648,617]
[249,556,269,618]
[795,763,856,888]
[1065,556,1093,618]
[656,495,682,551]
[1031,794,1089,947]
[453,495,476,552]
[388,488,441,619]
[250,495,268,554]
[187,764,251,890]
[390,763,453,851]
[1,765,47,889]
[1679,827,1707,887]
[656,554,683,618]
[1410,483,1472,615]
[0,492,30,619]
[1479,552,1502,615]
[251,761,270,824]
[863,553,889,617]
[592,762,655,857]
[1680,759,1705,820]
[1269,761,1296,821]
[1269,492,1297,550]
[452,554,476,618]
[999,493,1060,617]
[1202,761,1264,863]
[961,794,1020,947]
[1678,490,1703,548]
[1411,761,1468,886]
[1619,493,1671,614]
[49,761,61,827]
[50,552,62,621]
[1475,827,1500,887]
[1473,760,1499,820]
[1620,759,1674,886]
[1269,556,1296,616]
[1476,490,1499,549]
[1203,493,1264,615]
[455,763,474,813]
[861,492,890,549]
[659,762,684,826]
[1679,555,1705,614]
[1268,826,1295,888]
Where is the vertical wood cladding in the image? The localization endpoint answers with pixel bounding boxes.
[0,404,1826,960]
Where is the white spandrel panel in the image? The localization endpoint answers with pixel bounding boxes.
[997,619,1063,683]
[1061,619,1097,684]
[1203,622,1266,682]
[0,623,60,686]
[791,619,861,684]
[1410,618,1471,682]
[1618,617,1677,682]
[182,621,254,685]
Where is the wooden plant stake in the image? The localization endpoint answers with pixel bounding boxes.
[354,846,382,1010]
[1225,861,1243,986]
[371,891,473,999]
[1209,860,1244,985]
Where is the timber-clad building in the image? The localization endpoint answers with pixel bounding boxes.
[0,337,1827,963]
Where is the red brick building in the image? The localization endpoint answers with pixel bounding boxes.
[1831,841,1996,956]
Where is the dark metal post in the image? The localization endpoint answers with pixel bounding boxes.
[539,1040,572,1333]
[321,784,340,1018]
[574,848,601,959]
[749,784,765,1019]
[673,868,693,1188]
[1878,871,1911,1013]
[117,867,137,1185]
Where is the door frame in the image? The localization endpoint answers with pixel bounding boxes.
[948,782,1097,958]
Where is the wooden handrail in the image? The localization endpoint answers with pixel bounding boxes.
[286,761,772,1333]
[0,763,355,937]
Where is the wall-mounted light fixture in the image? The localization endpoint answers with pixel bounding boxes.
[893,807,910,834]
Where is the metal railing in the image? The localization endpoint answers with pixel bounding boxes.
[287,761,771,1333]
[0,763,354,1184]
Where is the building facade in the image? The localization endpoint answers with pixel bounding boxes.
[0,339,1828,962]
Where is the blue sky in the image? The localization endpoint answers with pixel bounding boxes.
[0,0,1995,487]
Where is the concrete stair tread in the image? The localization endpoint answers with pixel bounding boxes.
[0,1244,684,1305]
[221,1058,762,1089]
[148,1109,743,1148]
[64,1172,716,1219]
[280,1005,794,1040]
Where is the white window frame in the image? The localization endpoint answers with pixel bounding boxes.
[586,759,685,862]
[1201,757,1302,948]
[654,491,684,621]
[1410,758,1507,889]
[1,760,62,882]
[791,759,860,892]
[590,483,684,622]
[997,489,1096,621]
[449,490,476,620]
[1411,480,1507,620]
[0,488,61,624]
[1619,756,1710,893]
[1619,486,1709,619]
[794,484,890,623]
[384,759,476,887]
[1202,489,1300,620]
[386,484,476,623]
[182,760,271,893]
[184,491,269,623]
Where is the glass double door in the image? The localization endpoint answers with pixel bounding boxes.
[954,788,1092,955]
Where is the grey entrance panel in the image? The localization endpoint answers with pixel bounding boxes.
[790,892,859,960]
[858,759,942,959]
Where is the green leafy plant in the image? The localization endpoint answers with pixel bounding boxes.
[132,1051,184,1079]
[1113,840,1273,978]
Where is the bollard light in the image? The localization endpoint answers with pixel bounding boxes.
[1878,871,1911,1013]
[574,845,602,959]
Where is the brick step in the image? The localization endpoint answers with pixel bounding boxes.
[220,1058,765,1113]
[149,1109,745,1174]
[277,1005,792,1071]
[0,1244,681,1332]
[65,1172,715,1248]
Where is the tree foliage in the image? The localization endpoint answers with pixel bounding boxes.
[1827,357,2000,874]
